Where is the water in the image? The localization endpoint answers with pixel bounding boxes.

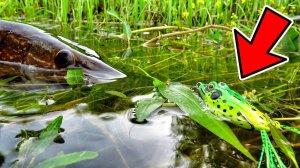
[0,106,259,168]
[0,20,299,167]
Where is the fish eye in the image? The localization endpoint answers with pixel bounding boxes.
[54,49,75,69]
[211,90,222,100]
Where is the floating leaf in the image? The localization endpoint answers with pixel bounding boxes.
[155,81,256,161]
[35,151,98,168]
[66,69,85,87]
[105,90,128,98]
[135,95,166,122]
[269,117,298,168]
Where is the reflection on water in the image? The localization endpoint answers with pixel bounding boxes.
[0,107,180,168]
[0,105,259,167]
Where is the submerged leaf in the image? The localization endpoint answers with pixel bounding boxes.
[105,90,128,98]
[35,151,98,168]
[156,82,256,161]
[122,47,132,59]
[269,117,298,168]
[135,95,166,122]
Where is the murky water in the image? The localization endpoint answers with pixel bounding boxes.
[0,21,299,167]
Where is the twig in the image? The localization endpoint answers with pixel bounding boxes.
[272,117,300,121]
[131,26,191,34]
[142,25,232,47]
[119,26,191,39]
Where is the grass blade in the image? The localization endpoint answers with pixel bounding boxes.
[107,10,122,21]
[34,151,98,168]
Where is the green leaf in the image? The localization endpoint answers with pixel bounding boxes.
[156,82,256,161]
[269,117,298,168]
[18,116,63,166]
[35,151,98,168]
[107,10,122,21]
[123,21,132,39]
[122,47,132,59]
[107,10,131,47]
[39,115,63,140]
[135,95,166,122]
[105,90,127,98]
[66,69,85,87]
[279,26,299,52]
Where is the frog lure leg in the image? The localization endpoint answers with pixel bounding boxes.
[195,81,300,168]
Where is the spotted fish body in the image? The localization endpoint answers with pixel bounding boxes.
[0,20,126,83]
[196,81,280,131]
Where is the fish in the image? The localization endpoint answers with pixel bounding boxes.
[0,20,126,84]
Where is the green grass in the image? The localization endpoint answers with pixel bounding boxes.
[0,0,299,29]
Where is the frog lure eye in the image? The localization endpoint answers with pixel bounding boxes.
[195,81,300,167]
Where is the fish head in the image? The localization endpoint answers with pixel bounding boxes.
[53,48,126,83]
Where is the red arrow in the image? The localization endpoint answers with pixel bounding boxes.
[233,6,293,80]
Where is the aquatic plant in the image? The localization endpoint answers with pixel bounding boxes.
[12,115,98,168]
[0,0,299,29]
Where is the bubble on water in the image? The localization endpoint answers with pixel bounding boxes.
[76,103,88,112]
[99,113,117,121]
[38,99,55,105]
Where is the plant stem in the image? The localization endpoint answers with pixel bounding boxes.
[142,25,232,47]
[118,26,191,39]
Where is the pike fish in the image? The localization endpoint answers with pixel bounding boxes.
[0,20,126,84]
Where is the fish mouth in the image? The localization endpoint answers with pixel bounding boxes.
[73,50,126,82]
[0,60,64,77]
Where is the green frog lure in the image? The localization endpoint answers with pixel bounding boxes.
[195,81,300,168]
